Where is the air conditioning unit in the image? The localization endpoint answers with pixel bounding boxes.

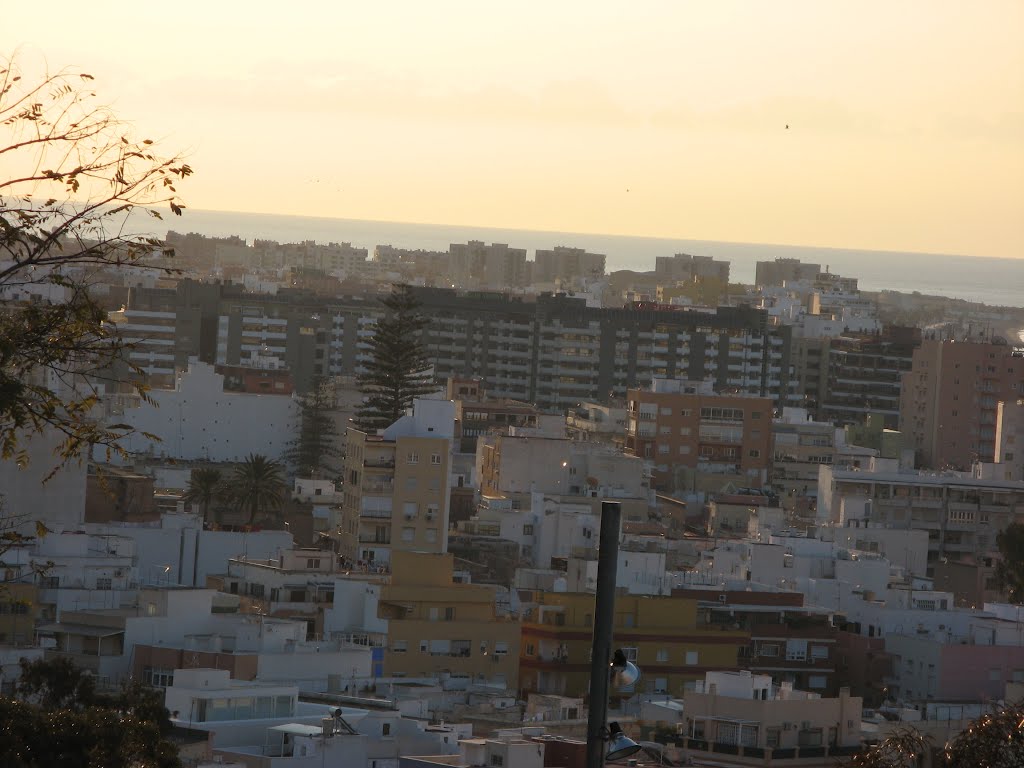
[783,722,794,731]
[801,721,812,731]
[718,594,728,603]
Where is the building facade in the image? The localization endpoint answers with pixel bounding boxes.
[900,339,1024,469]
[624,380,773,493]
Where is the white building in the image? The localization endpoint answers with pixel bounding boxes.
[110,360,298,462]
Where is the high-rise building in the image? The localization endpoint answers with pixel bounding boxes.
[338,399,455,567]
[531,246,606,285]
[624,380,773,494]
[449,241,528,289]
[821,327,921,430]
[118,282,798,411]
[899,339,1024,469]
[754,257,821,287]
[654,253,730,283]
[413,288,796,411]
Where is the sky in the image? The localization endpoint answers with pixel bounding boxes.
[3,2,1023,259]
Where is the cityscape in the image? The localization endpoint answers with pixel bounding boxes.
[3,4,1024,768]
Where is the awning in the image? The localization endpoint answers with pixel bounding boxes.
[269,724,326,737]
[36,623,124,638]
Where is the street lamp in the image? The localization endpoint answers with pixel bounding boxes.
[585,502,643,767]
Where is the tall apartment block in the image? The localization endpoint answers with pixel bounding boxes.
[412,288,796,411]
[624,380,773,493]
[448,241,528,289]
[654,253,730,283]
[118,282,797,411]
[530,246,606,285]
[900,339,1024,469]
[820,327,921,429]
[338,399,455,567]
[754,257,821,287]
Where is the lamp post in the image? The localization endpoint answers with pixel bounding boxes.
[585,501,636,768]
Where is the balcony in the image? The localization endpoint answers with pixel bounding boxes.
[364,458,396,470]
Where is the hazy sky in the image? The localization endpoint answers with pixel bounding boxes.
[4,2,1022,258]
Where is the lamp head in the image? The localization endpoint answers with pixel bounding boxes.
[605,722,642,762]
[611,649,641,688]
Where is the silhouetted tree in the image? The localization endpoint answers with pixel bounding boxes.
[995,523,1024,603]
[181,467,224,527]
[0,52,191,471]
[286,377,341,479]
[355,284,435,431]
[228,453,286,526]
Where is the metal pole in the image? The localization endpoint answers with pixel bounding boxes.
[585,501,622,768]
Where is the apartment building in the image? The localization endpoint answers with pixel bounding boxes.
[624,380,772,494]
[680,671,862,766]
[449,241,528,289]
[996,399,1024,480]
[339,399,455,566]
[118,282,797,412]
[676,589,841,696]
[818,460,1024,571]
[654,253,730,283]
[771,407,842,503]
[530,246,605,285]
[113,360,297,462]
[379,552,521,688]
[821,327,920,430]
[900,339,1024,469]
[518,591,747,699]
[755,258,822,288]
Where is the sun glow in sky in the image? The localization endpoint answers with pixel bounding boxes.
[4,2,1023,258]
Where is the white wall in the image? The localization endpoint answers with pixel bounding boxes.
[111,361,298,462]
[0,425,87,529]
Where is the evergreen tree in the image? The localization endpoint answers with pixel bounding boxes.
[355,284,436,431]
[286,377,342,478]
[995,522,1024,603]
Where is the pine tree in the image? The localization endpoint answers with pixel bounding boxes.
[286,377,342,479]
[355,284,436,431]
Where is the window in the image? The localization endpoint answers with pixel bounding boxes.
[749,449,760,458]
[758,644,779,658]
[491,756,504,767]
[808,675,827,689]
[654,677,668,693]
[392,640,408,653]
[444,607,456,621]
[407,452,419,464]
[660,407,672,416]
[811,645,829,660]
[767,728,781,748]
[425,528,438,543]
[658,444,669,454]
[679,445,691,455]
[96,577,112,590]
[786,639,808,661]
[680,427,691,436]
[523,524,534,536]
[306,559,321,569]
[405,477,418,491]
[382,723,392,737]
[685,651,699,665]
[431,453,442,465]
[656,648,669,662]
[679,409,692,417]
[402,527,415,542]
[403,502,418,519]
[142,667,174,688]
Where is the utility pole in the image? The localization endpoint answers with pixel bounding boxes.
[585,501,622,768]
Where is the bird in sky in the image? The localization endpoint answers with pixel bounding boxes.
[785,124,790,130]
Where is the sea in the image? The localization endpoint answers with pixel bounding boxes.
[162,208,1024,309]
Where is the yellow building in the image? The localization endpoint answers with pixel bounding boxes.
[339,399,454,566]
[519,591,747,699]
[379,552,520,688]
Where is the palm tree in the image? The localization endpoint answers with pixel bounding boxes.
[230,454,286,527]
[182,468,223,528]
